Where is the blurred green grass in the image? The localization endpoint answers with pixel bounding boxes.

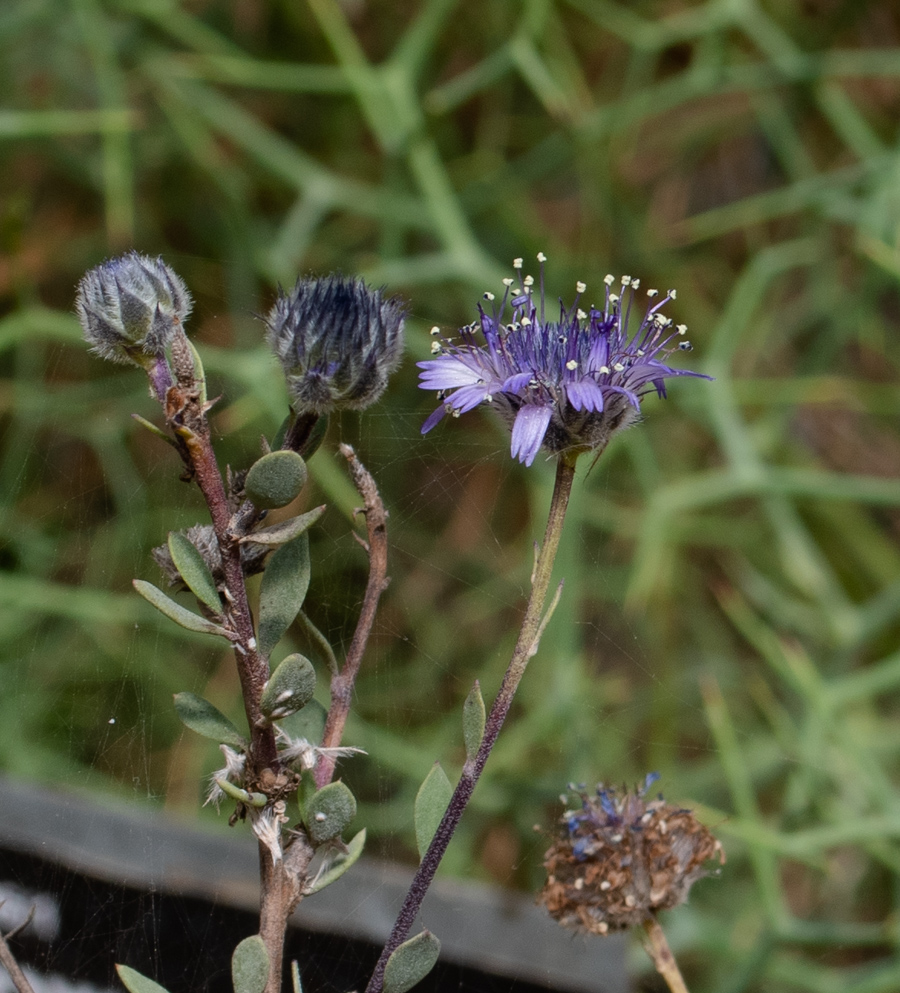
[2,0,900,989]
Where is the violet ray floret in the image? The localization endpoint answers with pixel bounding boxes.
[419,258,711,465]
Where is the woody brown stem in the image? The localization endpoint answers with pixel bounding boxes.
[315,444,390,788]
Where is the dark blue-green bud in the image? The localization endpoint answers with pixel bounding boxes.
[265,276,405,414]
[76,252,192,396]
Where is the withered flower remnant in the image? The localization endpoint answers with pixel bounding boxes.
[76,252,192,399]
[265,275,405,415]
[152,524,269,592]
[538,775,724,934]
[419,257,710,466]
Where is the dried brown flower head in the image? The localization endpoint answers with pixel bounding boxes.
[538,775,724,935]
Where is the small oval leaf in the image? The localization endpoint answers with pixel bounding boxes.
[305,828,366,895]
[245,451,308,509]
[167,531,222,613]
[240,506,325,547]
[303,781,357,845]
[261,654,316,720]
[414,763,453,860]
[278,698,327,745]
[462,681,485,763]
[258,533,310,657]
[133,579,229,638]
[232,935,269,993]
[116,965,173,993]
[174,692,246,749]
[383,931,441,993]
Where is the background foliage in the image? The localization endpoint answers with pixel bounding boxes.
[2,0,900,990]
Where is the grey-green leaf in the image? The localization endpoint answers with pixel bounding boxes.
[232,935,269,993]
[462,681,486,763]
[383,931,441,993]
[133,579,229,638]
[167,531,222,613]
[174,691,246,749]
[261,654,316,720]
[414,763,453,860]
[278,698,327,744]
[258,533,310,657]
[116,965,172,993]
[245,450,308,509]
[240,506,325,547]
[305,828,366,894]
[303,781,357,845]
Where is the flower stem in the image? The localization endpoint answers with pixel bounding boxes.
[642,916,690,993]
[364,452,579,993]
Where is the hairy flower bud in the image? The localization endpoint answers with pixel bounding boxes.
[76,252,192,366]
[265,276,405,414]
[539,775,724,934]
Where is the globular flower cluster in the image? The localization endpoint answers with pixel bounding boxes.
[419,256,709,466]
[266,276,406,415]
[538,775,724,935]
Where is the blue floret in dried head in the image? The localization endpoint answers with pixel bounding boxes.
[538,775,724,934]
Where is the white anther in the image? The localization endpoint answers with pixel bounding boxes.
[566,360,578,370]
[613,362,625,372]
[430,326,440,335]
[609,294,619,304]
[430,341,442,354]
[621,275,631,286]
[599,880,611,891]
[523,274,534,287]
[599,365,610,374]
[676,324,687,334]
[576,281,586,293]
[521,316,532,326]
[537,252,547,262]
[647,288,659,297]
[483,291,495,301]
[513,257,523,268]
[604,274,615,285]
[502,278,513,286]
[576,309,587,320]
[669,289,677,299]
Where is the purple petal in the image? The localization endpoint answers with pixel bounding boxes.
[418,356,485,390]
[565,378,605,412]
[510,404,552,467]
[421,404,447,434]
[502,371,532,394]
[446,383,490,414]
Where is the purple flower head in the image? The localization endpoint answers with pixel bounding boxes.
[418,256,710,466]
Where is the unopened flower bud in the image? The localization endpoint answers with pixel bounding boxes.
[539,775,724,934]
[265,276,405,415]
[76,252,192,367]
